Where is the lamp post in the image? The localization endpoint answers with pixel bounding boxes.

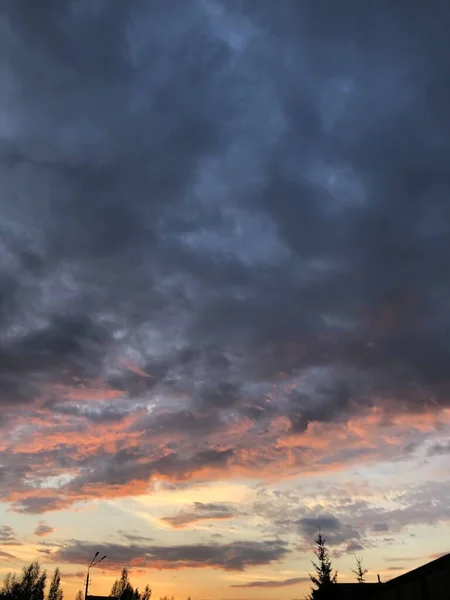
[85,552,107,600]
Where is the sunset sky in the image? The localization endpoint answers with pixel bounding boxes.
[1,1,450,599]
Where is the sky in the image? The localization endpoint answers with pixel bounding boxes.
[1,0,450,599]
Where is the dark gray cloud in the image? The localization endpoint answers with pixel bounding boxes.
[298,514,361,547]
[1,0,450,505]
[66,448,234,491]
[13,495,69,514]
[299,515,341,535]
[345,541,365,553]
[53,539,288,571]
[0,526,17,544]
[231,577,308,588]
[34,522,55,537]
[161,502,239,528]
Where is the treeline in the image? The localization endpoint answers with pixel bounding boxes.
[0,564,183,600]
[0,562,61,600]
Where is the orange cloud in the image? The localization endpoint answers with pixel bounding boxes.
[2,382,450,513]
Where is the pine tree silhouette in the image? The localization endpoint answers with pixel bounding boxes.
[48,568,63,600]
[351,556,368,584]
[308,529,337,599]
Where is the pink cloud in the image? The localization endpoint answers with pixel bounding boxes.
[1,382,450,513]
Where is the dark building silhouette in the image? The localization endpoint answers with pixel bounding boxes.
[314,552,450,599]
[313,583,382,599]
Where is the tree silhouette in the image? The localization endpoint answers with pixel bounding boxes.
[48,569,63,600]
[1,573,18,598]
[351,556,368,584]
[308,529,337,599]
[75,591,83,600]
[1,562,47,600]
[110,569,151,600]
[141,587,151,600]
[110,569,134,600]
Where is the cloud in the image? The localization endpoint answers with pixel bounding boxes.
[34,522,55,537]
[231,577,308,588]
[13,495,72,515]
[1,0,450,516]
[371,523,390,533]
[254,479,450,553]
[428,552,449,560]
[427,439,450,456]
[299,515,341,535]
[161,502,239,528]
[118,531,154,544]
[0,525,17,544]
[0,549,17,561]
[363,480,450,532]
[386,557,418,563]
[53,539,289,571]
[4,406,449,514]
[297,514,361,547]
[60,572,85,580]
[345,541,365,553]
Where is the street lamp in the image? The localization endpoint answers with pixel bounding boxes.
[84,552,107,600]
